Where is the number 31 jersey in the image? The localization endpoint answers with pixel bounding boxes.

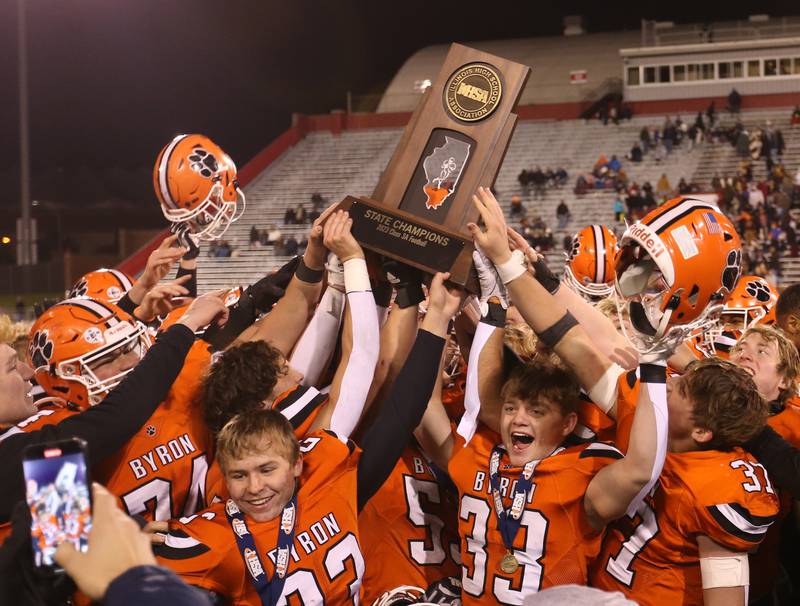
[449,426,622,605]
[591,448,779,606]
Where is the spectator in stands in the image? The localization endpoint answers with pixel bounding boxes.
[509,195,525,218]
[554,166,568,187]
[273,235,286,256]
[574,174,589,195]
[693,112,705,134]
[792,106,800,128]
[310,192,325,213]
[656,173,672,199]
[517,168,531,193]
[626,142,642,162]
[619,102,633,121]
[556,200,570,229]
[283,207,294,225]
[294,203,307,224]
[706,100,716,126]
[216,241,232,258]
[711,172,722,192]
[736,127,750,158]
[613,194,625,223]
[662,117,676,155]
[266,223,282,245]
[284,235,299,256]
[530,166,546,199]
[677,177,692,195]
[727,88,742,114]
[639,126,651,153]
[249,226,261,248]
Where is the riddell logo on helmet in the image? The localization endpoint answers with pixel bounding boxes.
[627,224,666,259]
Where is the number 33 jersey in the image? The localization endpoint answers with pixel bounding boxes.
[156,430,363,606]
[449,426,622,605]
[590,448,780,606]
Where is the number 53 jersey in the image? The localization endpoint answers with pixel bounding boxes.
[449,426,622,605]
[590,448,780,606]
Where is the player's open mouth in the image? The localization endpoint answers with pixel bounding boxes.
[511,433,534,451]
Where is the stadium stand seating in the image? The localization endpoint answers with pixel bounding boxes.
[194,108,798,293]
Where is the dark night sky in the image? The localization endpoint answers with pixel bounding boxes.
[0,0,797,210]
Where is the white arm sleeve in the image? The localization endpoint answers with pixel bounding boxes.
[625,364,669,517]
[328,263,380,439]
[456,320,496,443]
[289,286,346,387]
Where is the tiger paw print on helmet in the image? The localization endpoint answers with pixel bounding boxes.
[153,134,245,241]
[29,330,54,369]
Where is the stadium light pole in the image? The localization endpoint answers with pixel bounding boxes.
[17,0,32,266]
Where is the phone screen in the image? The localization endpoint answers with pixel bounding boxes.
[23,444,92,568]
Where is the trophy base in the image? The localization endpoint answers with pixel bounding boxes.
[338,195,477,291]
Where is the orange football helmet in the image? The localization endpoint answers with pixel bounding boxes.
[67,269,135,304]
[153,134,244,241]
[562,225,618,300]
[27,298,151,409]
[615,197,742,355]
[701,275,778,354]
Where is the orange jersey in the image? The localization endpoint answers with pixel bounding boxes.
[94,340,214,521]
[591,448,780,606]
[359,444,460,603]
[449,425,622,604]
[156,430,363,605]
[748,400,800,601]
[10,405,80,436]
[203,384,329,504]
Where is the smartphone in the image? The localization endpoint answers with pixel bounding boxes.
[22,438,92,570]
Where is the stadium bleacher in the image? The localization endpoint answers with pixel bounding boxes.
[194,107,799,293]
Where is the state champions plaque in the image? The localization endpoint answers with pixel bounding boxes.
[338,43,530,288]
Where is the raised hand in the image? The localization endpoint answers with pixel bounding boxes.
[466,187,512,265]
[322,210,364,263]
[139,235,187,290]
[422,272,465,337]
[305,202,339,269]
[55,483,156,600]
[135,275,191,322]
[177,289,229,332]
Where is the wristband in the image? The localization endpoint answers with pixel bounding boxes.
[538,311,578,349]
[495,249,527,284]
[639,361,667,383]
[295,257,324,283]
[531,257,560,294]
[372,279,393,308]
[343,258,371,293]
[482,301,507,328]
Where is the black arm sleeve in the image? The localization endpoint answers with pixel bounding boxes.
[745,425,800,499]
[356,329,445,511]
[105,566,213,606]
[0,324,195,523]
[176,266,198,298]
[116,292,138,315]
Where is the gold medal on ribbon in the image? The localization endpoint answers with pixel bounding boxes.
[499,551,519,574]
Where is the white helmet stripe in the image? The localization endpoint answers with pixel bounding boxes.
[592,225,605,284]
[108,269,133,291]
[158,134,189,211]
[60,297,120,327]
[644,198,718,234]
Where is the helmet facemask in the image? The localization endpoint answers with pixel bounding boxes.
[54,321,150,406]
[614,239,723,358]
